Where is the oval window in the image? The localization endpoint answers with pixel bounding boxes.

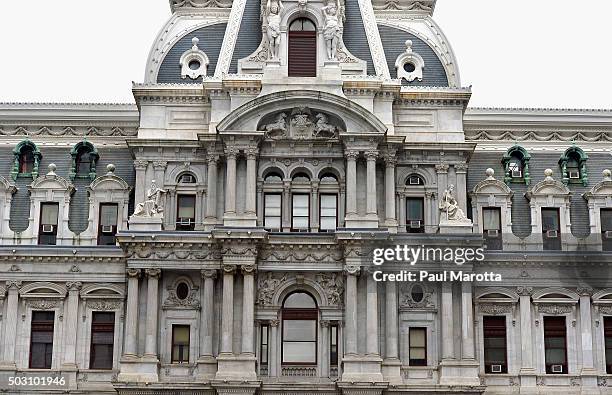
[176,282,190,300]
[403,62,416,73]
[411,285,424,303]
[188,60,201,70]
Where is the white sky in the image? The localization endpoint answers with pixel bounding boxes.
[0,0,611,108]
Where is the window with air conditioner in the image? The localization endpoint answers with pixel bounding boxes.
[542,208,561,250]
[509,160,522,178]
[483,207,502,250]
[264,193,282,232]
[483,316,507,373]
[544,316,567,374]
[98,203,118,246]
[176,195,196,231]
[39,203,59,245]
[292,194,310,231]
[319,194,337,232]
[406,197,425,233]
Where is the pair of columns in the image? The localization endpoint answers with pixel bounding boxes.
[222,148,258,218]
[219,264,256,355]
[440,281,476,360]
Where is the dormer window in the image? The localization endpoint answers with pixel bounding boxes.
[12,140,41,180]
[70,141,98,180]
[559,146,588,186]
[502,146,531,185]
[76,147,92,175]
[288,18,317,77]
[19,146,35,174]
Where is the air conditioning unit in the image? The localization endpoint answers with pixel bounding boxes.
[569,171,580,179]
[546,230,558,238]
[490,364,503,373]
[42,224,54,233]
[487,229,499,237]
[409,220,422,229]
[605,231,612,239]
[511,169,522,178]
[551,364,563,373]
[409,176,421,185]
[180,175,194,183]
[179,218,192,226]
[101,225,114,234]
[297,228,309,233]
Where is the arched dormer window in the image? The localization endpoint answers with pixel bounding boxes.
[559,146,588,186]
[70,141,99,180]
[502,146,531,185]
[282,291,318,367]
[288,18,317,77]
[11,140,41,180]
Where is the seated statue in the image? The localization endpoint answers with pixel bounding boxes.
[439,184,468,222]
[133,180,167,218]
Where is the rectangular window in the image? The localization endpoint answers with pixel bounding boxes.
[602,209,612,252]
[605,317,612,374]
[264,193,282,231]
[483,207,502,250]
[291,194,310,231]
[542,208,561,250]
[176,195,196,231]
[38,202,59,245]
[330,324,338,367]
[260,324,269,369]
[30,311,55,369]
[406,197,425,233]
[98,203,118,246]
[171,325,190,364]
[544,316,567,374]
[409,327,427,366]
[319,194,337,232]
[483,316,507,373]
[282,319,317,364]
[90,312,115,370]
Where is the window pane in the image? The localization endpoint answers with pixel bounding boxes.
[409,348,426,359]
[483,208,501,230]
[602,209,612,231]
[407,198,424,220]
[283,320,316,341]
[177,196,196,218]
[284,292,316,308]
[282,342,316,363]
[100,205,118,226]
[409,328,426,347]
[320,217,336,230]
[542,208,560,231]
[41,204,59,225]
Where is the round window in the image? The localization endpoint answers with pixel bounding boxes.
[176,282,190,300]
[403,62,416,73]
[411,284,424,303]
[188,60,201,70]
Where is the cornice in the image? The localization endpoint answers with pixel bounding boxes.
[0,246,125,264]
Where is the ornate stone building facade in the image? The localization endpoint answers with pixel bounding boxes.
[1,0,612,394]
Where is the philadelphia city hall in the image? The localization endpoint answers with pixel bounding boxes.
[1,0,612,394]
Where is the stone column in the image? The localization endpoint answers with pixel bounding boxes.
[345,151,358,217]
[578,287,597,378]
[454,163,468,213]
[461,281,475,359]
[200,270,217,358]
[435,164,449,225]
[311,182,320,231]
[134,160,148,204]
[344,266,360,355]
[398,193,406,232]
[321,320,330,378]
[1,280,21,367]
[365,150,378,217]
[63,281,82,368]
[384,155,397,229]
[245,151,257,216]
[224,149,237,216]
[205,154,219,223]
[241,265,256,355]
[441,282,454,359]
[256,184,264,226]
[123,269,140,357]
[517,286,536,387]
[270,319,280,377]
[366,274,379,355]
[167,190,177,230]
[385,282,399,359]
[195,190,204,229]
[144,269,161,358]
[282,180,291,231]
[220,265,236,354]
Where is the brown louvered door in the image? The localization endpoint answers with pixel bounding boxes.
[288,30,316,77]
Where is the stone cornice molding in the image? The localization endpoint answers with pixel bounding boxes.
[132,83,209,106]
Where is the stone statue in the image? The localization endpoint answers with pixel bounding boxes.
[322,0,341,60]
[133,180,167,217]
[313,113,338,138]
[438,184,468,222]
[265,0,283,60]
[262,112,288,138]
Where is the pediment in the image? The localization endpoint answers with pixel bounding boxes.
[30,174,74,193]
[89,174,131,192]
[527,179,570,198]
[472,178,512,196]
[0,176,17,194]
[585,180,612,198]
[258,107,345,140]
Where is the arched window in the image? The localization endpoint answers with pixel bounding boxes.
[12,140,41,180]
[405,174,425,233]
[264,172,283,183]
[263,172,284,231]
[502,145,531,185]
[178,172,196,184]
[282,292,318,365]
[289,18,317,77]
[319,172,339,232]
[291,172,311,231]
[70,141,98,180]
[559,146,588,186]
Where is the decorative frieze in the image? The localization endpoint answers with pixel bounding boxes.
[537,304,573,315]
[0,125,137,137]
[478,303,513,315]
[25,299,62,310]
[86,300,122,311]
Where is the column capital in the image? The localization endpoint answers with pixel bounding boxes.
[577,286,594,297]
[435,163,449,174]
[384,155,397,167]
[222,264,237,275]
[245,147,259,159]
[206,154,220,164]
[224,146,238,159]
[270,319,280,327]
[126,268,141,278]
[365,150,379,161]
[454,163,468,173]
[345,150,359,160]
[145,268,162,278]
[241,264,257,275]
[6,280,22,290]
[153,161,168,170]
[320,320,331,328]
[516,286,534,296]
[66,281,82,291]
[134,159,148,171]
[344,265,361,276]
[201,269,218,279]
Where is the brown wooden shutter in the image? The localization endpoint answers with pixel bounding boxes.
[288,31,316,77]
